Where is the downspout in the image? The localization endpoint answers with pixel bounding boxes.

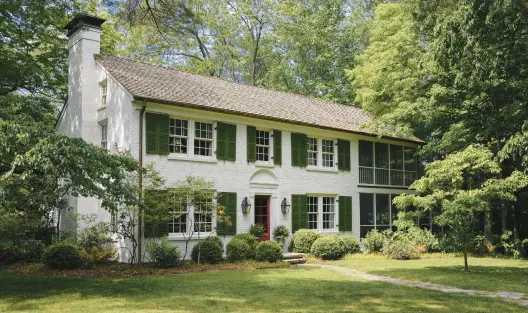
[138,100,147,263]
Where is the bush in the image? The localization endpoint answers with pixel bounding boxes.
[497,231,527,258]
[226,238,252,262]
[470,235,494,256]
[272,225,290,239]
[203,236,224,250]
[0,240,45,264]
[407,227,437,253]
[382,236,420,260]
[249,224,266,239]
[341,236,361,254]
[232,233,258,258]
[191,239,223,264]
[147,237,180,268]
[80,246,116,264]
[429,233,459,253]
[42,242,84,269]
[255,240,282,262]
[311,235,346,260]
[361,230,385,253]
[292,229,320,253]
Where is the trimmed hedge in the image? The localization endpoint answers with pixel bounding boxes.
[292,229,320,253]
[42,242,84,270]
[341,236,361,254]
[232,233,258,258]
[310,235,346,260]
[191,239,223,264]
[255,240,282,262]
[226,238,252,262]
[148,237,181,268]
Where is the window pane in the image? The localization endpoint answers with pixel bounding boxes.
[390,194,399,223]
[376,194,390,226]
[307,196,318,230]
[195,122,213,139]
[375,143,389,169]
[360,193,374,225]
[322,197,335,229]
[404,147,417,171]
[194,139,212,156]
[322,139,334,168]
[359,140,373,167]
[256,130,270,161]
[390,145,403,170]
[308,138,318,166]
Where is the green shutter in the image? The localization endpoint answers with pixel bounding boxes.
[247,125,256,162]
[217,122,236,161]
[291,133,307,167]
[145,112,169,155]
[291,194,307,232]
[338,139,351,171]
[144,219,169,238]
[217,192,237,235]
[273,130,282,165]
[339,196,352,231]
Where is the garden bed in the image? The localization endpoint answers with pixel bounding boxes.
[7,261,290,278]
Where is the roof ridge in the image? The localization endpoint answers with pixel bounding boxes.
[97,53,363,112]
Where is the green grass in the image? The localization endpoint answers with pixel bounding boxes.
[333,254,528,293]
[0,267,526,313]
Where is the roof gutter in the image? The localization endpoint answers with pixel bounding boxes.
[133,96,424,145]
[137,101,147,263]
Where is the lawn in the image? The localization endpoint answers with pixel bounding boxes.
[332,254,528,293]
[0,267,526,313]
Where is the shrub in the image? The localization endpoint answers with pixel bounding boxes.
[0,240,45,264]
[77,221,114,251]
[382,236,420,260]
[341,236,361,254]
[232,233,258,258]
[226,238,252,262]
[407,227,437,253]
[191,239,223,264]
[80,246,117,264]
[311,235,346,260]
[42,242,84,269]
[272,225,290,239]
[429,233,459,253]
[203,236,224,250]
[147,237,180,268]
[255,240,282,262]
[249,224,266,239]
[497,231,527,258]
[470,235,494,256]
[292,229,320,253]
[361,230,385,253]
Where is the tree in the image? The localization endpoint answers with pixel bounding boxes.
[394,145,528,270]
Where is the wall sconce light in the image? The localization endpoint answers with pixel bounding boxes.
[241,197,252,215]
[281,198,290,214]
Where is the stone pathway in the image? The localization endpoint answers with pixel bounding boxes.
[299,263,528,308]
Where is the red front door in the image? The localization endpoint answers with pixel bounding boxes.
[254,195,270,240]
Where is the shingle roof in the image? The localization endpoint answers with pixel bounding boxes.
[95,54,421,143]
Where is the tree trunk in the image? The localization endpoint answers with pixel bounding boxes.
[483,210,493,242]
[463,248,469,272]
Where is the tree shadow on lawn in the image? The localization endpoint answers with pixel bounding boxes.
[366,265,528,293]
[0,267,524,313]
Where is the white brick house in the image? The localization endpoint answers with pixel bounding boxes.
[56,14,423,261]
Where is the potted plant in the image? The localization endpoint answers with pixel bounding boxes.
[273,225,290,250]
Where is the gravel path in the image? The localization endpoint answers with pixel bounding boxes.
[299,263,528,308]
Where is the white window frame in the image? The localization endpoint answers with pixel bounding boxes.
[168,117,216,161]
[100,81,108,107]
[306,195,338,233]
[169,118,189,155]
[306,137,337,170]
[100,121,108,149]
[167,192,216,240]
[307,137,318,166]
[255,129,273,164]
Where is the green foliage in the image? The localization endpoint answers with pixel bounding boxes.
[311,235,346,260]
[226,238,252,262]
[498,231,528,259]
[361,230,385,253]
[232,233,258,258]
[191,239,223,264]
[272,225,290,239]
[382,235,421,260]
[249,224,266,239]
[147,237,181,268]
[469,235,493,257]
[341,236,361,254]
[42,242,84,270]
[292,229,320,253]
[0,240,45,265]
[76,215,114,252]
[255,240,282,262]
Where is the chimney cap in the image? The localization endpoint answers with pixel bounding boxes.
[64,13,106,37]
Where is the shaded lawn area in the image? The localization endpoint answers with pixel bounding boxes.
[0,267,526,313]
[333,254,528,293]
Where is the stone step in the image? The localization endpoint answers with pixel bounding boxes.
[283,258,307,265]
[282,252,305,260]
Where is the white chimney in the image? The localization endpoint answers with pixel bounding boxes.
[64,14,106,140]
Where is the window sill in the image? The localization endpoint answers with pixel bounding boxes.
[306,166,339,173]
[167,154,217,163]
[255,162,274,168]
[167,232,215,241]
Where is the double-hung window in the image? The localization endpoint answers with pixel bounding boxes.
[307,137,336,169]
[169,196,188,234]
[256,130,270,161]
[100,122,108,149]
[167,192,215,237]
[194,122,213,157]
[193,195,213,232]
[169,119,188,154]
[306,196,337,232]
[100,83,107,106]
